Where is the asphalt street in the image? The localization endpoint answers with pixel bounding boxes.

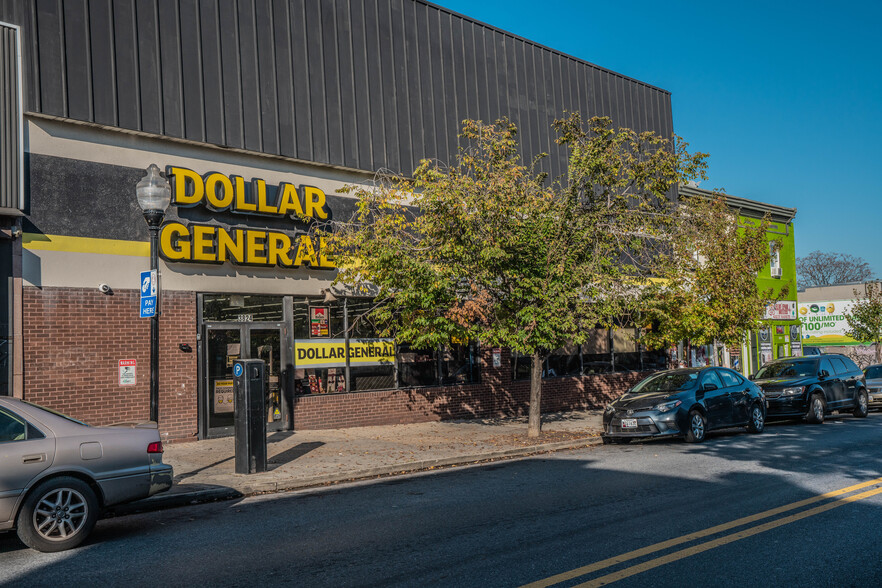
[3,414,882,587]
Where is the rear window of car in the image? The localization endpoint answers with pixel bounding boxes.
[22,401,90,427]
[866,366,882,379]
[841,357,860,373]
[755,360,816,379]
[718,369,744,387]
[632,370,699,392]
[829,357,849,375]
[701,370,723,388]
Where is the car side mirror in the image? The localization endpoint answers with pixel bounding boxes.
[819,370,829,379]
[702,383,718,391]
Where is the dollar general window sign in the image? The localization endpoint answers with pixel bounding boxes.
[158,166,335,269]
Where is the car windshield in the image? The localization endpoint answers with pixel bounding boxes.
[22,401,90,427]
[865,366,882,379]
[755,360,815,379]
[631,370,699,393]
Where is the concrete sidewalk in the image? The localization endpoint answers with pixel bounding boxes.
[109,410,605,515]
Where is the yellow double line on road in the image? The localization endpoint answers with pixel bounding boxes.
[524,476,882,588]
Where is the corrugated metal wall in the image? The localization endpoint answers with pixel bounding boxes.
[0,20,22,211]
[0,0,673,178]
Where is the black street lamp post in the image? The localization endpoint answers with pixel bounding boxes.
[136,164,171,423]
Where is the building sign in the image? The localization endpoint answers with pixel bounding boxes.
[158,166,336,270]
[213,379,234,414]
[764,301,797,321]
[293,338,395,369]
[798,300,860,346]
[118,359,136,386]
[310,306,330,338]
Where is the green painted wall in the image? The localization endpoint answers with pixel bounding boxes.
[739,215,800,374]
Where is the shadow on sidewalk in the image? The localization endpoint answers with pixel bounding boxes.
[269,441,325,468]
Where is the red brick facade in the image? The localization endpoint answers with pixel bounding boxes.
[23,286,644,442]
[23,287,198,443]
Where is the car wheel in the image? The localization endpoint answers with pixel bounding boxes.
[747,403,765,434]
[16,476,99,553]
[853,389,869,418]
[806,393,826,424]
[684,409,707,443]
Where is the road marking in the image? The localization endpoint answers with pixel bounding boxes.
[575,485,882,587]
[522,476,882,588]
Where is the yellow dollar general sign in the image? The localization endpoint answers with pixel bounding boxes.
[158,165,336,269]
[294,339,395,369]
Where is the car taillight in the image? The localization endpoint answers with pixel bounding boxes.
[147,441,164,454]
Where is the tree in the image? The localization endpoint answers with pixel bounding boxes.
[796,251,873,289]
[844,282,882,363]
[325,116,707,437]
[640,195,783,358]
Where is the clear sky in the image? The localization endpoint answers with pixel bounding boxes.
[433,0,882,275]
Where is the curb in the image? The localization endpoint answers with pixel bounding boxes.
[106,436,603,517]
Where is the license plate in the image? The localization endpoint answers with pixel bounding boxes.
[621,418,638,429]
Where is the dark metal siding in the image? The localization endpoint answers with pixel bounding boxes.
[0,0,672,176]
[0,20,23,211]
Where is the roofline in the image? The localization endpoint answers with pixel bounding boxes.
[679,185,797,223]
[421,1,671,96]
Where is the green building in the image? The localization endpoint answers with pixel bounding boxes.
[680,186,799,376]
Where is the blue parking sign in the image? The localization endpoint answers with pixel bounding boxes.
[140,270,157,297]
[140,296,157,318]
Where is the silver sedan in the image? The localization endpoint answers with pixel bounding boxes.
[0,397,173,552]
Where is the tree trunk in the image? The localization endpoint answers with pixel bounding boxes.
[876,340,881,364]
[528,351,543,438]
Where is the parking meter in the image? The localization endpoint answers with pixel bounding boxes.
[234,359,267,474]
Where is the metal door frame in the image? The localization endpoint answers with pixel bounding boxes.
[197,293,294,440]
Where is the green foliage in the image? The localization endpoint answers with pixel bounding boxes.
[640,196,783,349]
[845,283,882,362]
[325,116,708,361]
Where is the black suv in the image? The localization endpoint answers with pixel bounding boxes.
[752,354,868,423]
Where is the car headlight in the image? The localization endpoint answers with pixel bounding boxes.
[781,386,804,396]
[654,400,682,413]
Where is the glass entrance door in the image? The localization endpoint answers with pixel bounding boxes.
[251,328,282,427]
[206,327,240,433]
[203,324,285,437]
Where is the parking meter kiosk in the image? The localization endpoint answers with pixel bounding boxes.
[233,359,267,474]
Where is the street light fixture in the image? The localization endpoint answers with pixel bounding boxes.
[136,164,170,423]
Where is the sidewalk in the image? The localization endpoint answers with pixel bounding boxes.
[109,410,605,515]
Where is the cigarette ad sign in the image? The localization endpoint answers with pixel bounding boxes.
[293,338,395,369]
[764,301,797,321]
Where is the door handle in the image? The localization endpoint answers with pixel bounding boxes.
[22,454,46,464]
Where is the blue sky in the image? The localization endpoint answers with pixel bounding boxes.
[433,0,882,275]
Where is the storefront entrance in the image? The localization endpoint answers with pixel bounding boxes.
[198,294,292,439]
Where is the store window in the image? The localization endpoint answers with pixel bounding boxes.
[547,343,582,377]
[613,328,641,372]
[582,328,611,374]
[440,343,480,385]
[203,294,284,322]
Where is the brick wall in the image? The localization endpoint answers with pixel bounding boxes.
[23,287,645,441]
[23,286,198,442]
[292,348,646,431]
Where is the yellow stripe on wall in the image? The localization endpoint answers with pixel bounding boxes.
[23,233,149,257]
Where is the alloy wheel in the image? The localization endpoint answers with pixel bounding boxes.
[691,414,705,439]
[752,406,764,430]
[33,488,89,542]
[813,397,824,421]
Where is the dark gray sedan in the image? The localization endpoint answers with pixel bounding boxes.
[0,397,173,552]
[602,367,766,444]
